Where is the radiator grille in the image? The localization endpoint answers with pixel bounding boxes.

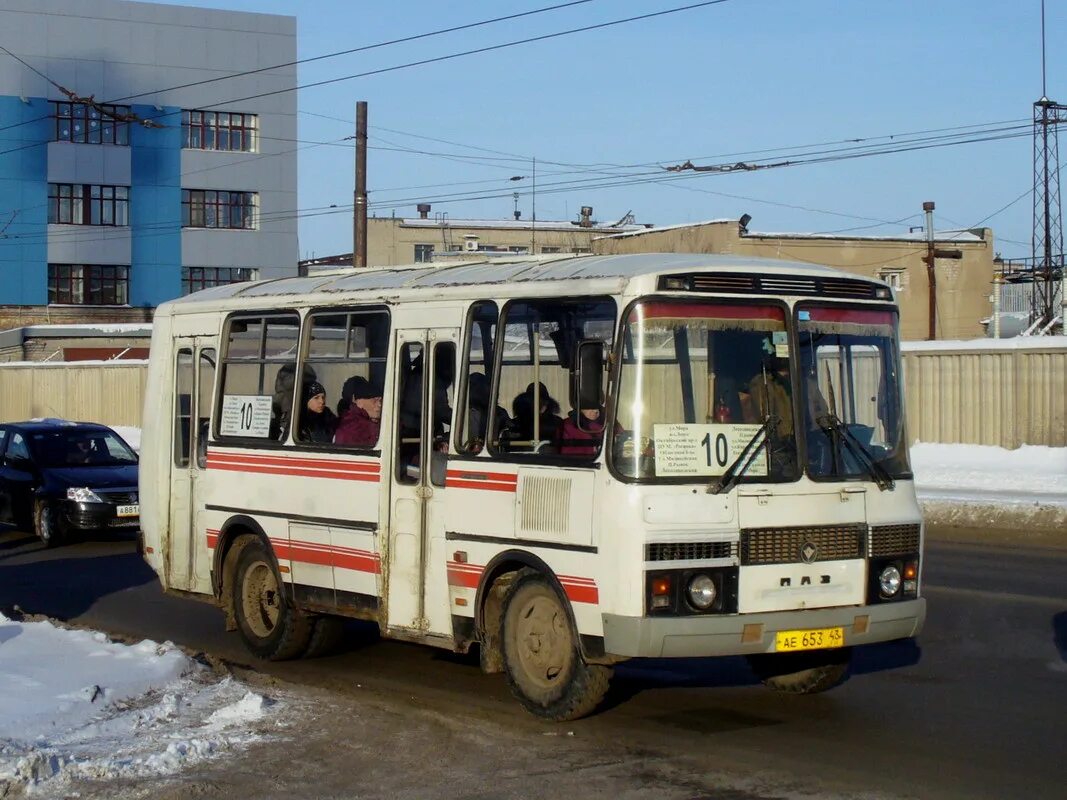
[690,274,757,292]
[645,541,736,562]
[97,490,138,504]
[740,524,866,565]
[869,524,921,556]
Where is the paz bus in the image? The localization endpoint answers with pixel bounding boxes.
[140,253,925,720]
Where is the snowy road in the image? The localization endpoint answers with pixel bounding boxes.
[0,526,1065,799]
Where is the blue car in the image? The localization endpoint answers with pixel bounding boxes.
[0,419,139,547]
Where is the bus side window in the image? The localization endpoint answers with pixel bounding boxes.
[456,301,498,454]
[430,341,456,487]
[174,348,193,467]
[490,297,615,459]
[195,348,216,469]
[395,342,423,483]
[300,308,390,449]
[218,313,299,444]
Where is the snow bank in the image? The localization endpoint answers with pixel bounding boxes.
[0,613,286,795]
[911,442,1067,507]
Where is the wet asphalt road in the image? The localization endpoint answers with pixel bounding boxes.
[1,525,1065,800]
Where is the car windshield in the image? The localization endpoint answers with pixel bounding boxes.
[29,429,138,467]
[613,299,799,481]
[795,305,910,481]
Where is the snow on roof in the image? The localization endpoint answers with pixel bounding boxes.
[596,219,986,244]
[20,323,153,337]
[392,217,647,232]
[596,219,736,239]
[747,228,985,243]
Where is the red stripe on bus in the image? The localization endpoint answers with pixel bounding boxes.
[560,580,599,605]
[445,478,518,492]
[206,461,380,482]
[803,307,895,325]
[207,452,380,473]
[272,538,381,574]
[634,303,785,322]
[447,562,484,588]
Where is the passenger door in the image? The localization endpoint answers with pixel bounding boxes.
[386,326,458,639]
[167,340,217,592]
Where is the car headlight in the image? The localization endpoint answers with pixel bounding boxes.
[67,487,103,503]
[687,573,717,610]
[879,564,902,597]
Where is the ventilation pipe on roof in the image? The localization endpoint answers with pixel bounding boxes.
[579,206,593,227]
[739,213,752,235]
[417,203,431,219]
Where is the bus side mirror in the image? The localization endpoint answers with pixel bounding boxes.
[575,340,604,410]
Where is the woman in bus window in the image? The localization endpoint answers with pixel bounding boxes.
[297,381,337,443]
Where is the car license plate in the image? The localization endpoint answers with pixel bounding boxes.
[116,504,139,517]
[775,626,844,652]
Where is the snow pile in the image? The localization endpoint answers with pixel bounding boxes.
[0,613,285,795]
[911,442,1067,507]
[911,442,1067,531]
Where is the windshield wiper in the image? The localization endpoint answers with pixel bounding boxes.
[816,413,895,491]
[707,414,778,495]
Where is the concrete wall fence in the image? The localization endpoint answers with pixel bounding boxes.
[1,339,1065,449]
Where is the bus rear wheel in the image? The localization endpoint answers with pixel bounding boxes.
[232,538,311,661]
[500,569,611,721]
[747,647,852,694]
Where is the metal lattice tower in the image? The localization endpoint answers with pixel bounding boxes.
[1031,97,1067,328]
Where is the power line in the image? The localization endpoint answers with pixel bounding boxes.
[110,1,597,104]
[142,1,736,125]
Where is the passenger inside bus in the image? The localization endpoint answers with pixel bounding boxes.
[333,376,382,447]
[742,354,794,439]
[270,362,317,441]
[465,371,512,453]
[297,381,338,443]
[557,406,608,457]
[512,382,564,449]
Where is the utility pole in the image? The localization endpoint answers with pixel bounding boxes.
[530,156,537,255]
[923,201,937,341]
[353,101,368,268]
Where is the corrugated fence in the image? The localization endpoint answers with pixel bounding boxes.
[1,340,1065,448]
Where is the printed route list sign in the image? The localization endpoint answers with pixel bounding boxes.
[220,395,273,438]
[652,423,768,477]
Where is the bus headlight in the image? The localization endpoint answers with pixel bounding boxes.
[879,564,902,597]
[687,574,717,610]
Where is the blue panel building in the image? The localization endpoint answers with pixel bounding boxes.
[0,0,297,326]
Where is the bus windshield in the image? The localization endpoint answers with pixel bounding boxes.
[796,305,910,482]
[613,299,800,482]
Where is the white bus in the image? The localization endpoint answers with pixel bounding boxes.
[140,253,925,720]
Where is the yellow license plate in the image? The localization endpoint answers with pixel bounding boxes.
[775,626,844,652]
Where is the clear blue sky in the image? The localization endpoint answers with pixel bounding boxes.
[155,0,1064,260]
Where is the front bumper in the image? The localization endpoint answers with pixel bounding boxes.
[61,500,140,531]
[602,598,925,658]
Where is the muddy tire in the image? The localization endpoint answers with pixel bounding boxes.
[34,500,64,548]
[501,569,611,721]
[303,614,346,659]
[747,647,852,694]
[232,538,311,661]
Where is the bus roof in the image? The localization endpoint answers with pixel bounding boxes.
[164,253,882,311]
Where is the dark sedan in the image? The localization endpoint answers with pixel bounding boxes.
[0,419,139,547]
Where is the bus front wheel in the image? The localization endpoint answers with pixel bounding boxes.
[232,538,311,660]
[747,647,852,694]
[500,569,611,721]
